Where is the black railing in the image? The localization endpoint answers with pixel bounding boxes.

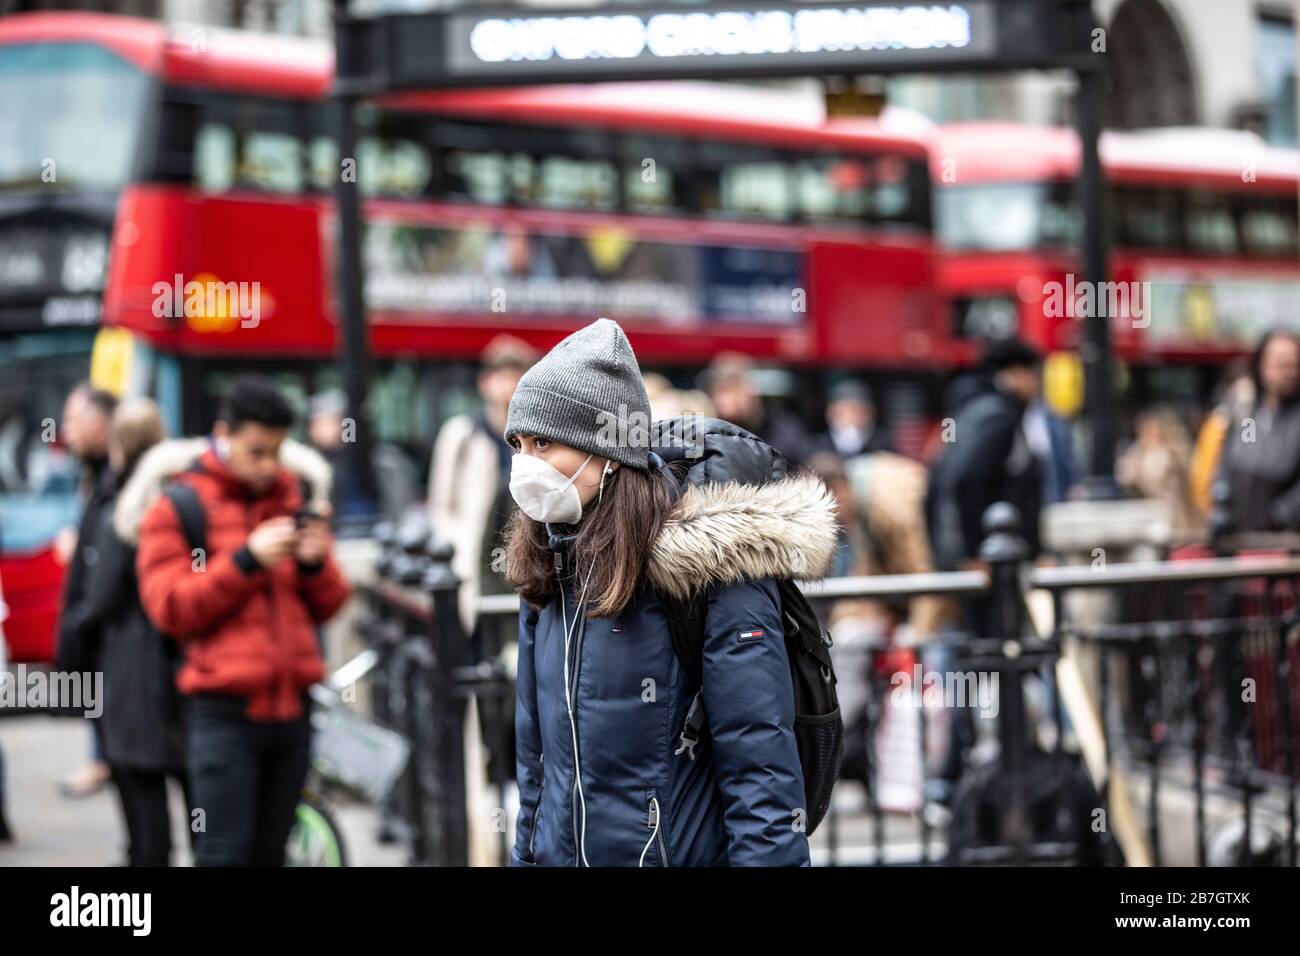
[354,502,1300,867]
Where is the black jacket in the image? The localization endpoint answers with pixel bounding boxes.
[55,456,114,674]
[925,386,1042,569]
[746,408,814,469]
[82,483,186,771]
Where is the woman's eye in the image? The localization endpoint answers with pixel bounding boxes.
[535,438,550,449]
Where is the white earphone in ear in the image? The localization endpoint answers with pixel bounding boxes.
[598,459,612,505]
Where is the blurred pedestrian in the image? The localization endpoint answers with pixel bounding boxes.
[54,383,117,799]
[1190,358,1253,518]
[815,379,891,458]
[704,351,813,467]
[643,371,714,421]
[309,388,417,523]
[428,334,539,636]
[506,319,834,866]
[925,337,1044,574]
[78,398,192,865]
[922,339,1044,796]
[427,333,538,866]
[1215,328,1300,533]
[1116,407,1201,537]
[135,376,351,866]
[1023,399,1077,505]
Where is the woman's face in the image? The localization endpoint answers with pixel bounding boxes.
[510,434,618,506]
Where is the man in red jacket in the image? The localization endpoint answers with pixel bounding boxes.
[137,376,351,866]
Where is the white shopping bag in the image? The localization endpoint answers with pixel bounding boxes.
[873,681,925,813]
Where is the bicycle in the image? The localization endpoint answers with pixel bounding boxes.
[286,648,410,867]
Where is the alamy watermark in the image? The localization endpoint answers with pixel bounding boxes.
[1043,274,1151,328]
[889,663,999,718]
[594,406,707,458]
[151,273,262,328]
[0,665,102,717]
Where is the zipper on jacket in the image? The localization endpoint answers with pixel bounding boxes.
[640,792,669,867]
[529,752,545,859]
[555,549,591,867]
[568,608,588,866]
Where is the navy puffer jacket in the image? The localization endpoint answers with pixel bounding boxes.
[511,432,838,867]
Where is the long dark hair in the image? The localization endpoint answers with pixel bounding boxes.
[504,457,683,618]
[1251,327,1300,402]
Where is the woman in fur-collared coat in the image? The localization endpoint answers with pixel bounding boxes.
[503,319,838,867]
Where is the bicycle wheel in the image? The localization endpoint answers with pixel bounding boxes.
[287,794,349,867]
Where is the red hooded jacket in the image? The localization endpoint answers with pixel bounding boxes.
[136,448,351,721]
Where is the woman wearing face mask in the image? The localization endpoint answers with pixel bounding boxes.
[504,318,838,867]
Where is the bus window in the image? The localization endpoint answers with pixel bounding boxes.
[1240,194,1299,258]
[445,148,510,204]
[0,43,149,193]
[936,182,1074,251]
[695,140,791,221]
[308,135,336,193]
[1112,186,1181,250]
[357,137,431,198]
[797,156,869,221]
[195,124,237,192]
[537,155,617,210]
[621,134,684,214]
[0,331,94,552]
[242,129,303,193]
[1185,191,1239,254]
[173,91,316,195]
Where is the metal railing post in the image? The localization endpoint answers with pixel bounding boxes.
[392,515,432,865]
[977,502,1032,864]
[424,538,469,867]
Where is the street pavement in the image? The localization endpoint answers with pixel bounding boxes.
[0,713,405,867]
[5,709,1216,866]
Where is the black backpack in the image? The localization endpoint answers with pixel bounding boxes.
[163,481,207,555]
[652,416,844,835]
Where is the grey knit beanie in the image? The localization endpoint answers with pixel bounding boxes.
[503,318,652,470]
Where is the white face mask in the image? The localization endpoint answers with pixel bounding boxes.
[509,452,594,524]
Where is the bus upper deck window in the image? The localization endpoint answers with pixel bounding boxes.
[241,130,303,193]
[195,124,235,192]
[1241,198,1299,257]
[1185,192,1239,254]
[537,156,617,210]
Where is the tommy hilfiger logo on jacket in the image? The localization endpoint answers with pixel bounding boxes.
[738,629,765,641]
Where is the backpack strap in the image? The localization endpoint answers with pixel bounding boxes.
[163,480,206,555]
[664,590,709,760]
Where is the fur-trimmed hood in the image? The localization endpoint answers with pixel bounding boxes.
[645,473,839,602]
[113,436,334,544]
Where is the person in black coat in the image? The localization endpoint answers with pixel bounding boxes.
[54,385,117,798]
[705,352,814,468]
[83,398,192,866]
[925,338,1044,574]
[1215,328,1300,533]
[923,339,1043,797]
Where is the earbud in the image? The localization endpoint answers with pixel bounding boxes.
[598,460,612,505]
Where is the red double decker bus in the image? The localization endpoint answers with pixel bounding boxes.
[0,12,942,661]
[933,122,1300,402]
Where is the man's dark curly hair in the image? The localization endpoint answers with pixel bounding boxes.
[218,375,295,431]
